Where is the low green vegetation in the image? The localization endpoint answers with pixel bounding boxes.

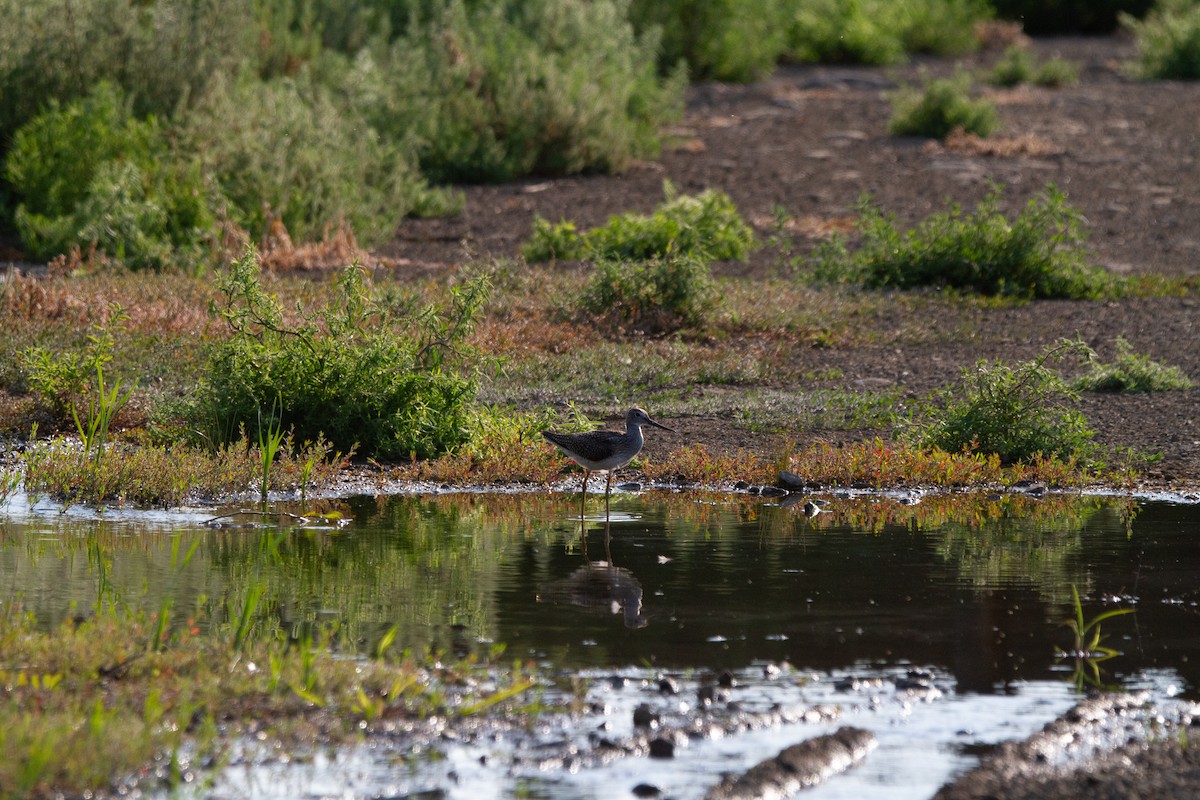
[912,339,1099,465]
[811,184,1117,300]
[22,432,344,508]
[525,184,756,264]
[986,45,1081,86]
[627,0,991,81]
[197,250,489,460]
[1072,337,1195,392]
[0,600,546,798]
[524,185,753,332]
[579,257,718,333]
[1124,0,1200,79]
[0,0,682,268]
[888,71,998,139]
[789,0,989,66]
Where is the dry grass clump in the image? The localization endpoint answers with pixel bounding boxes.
[643,439,1105,490]
[642,444,777,485]
[257,220,378,273]
[929,128,1064,157]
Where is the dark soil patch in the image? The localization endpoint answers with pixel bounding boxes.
[387,34,1200,490]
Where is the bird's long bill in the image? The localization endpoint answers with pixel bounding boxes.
[646,417,675,433]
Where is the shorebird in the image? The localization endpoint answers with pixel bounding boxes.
[542,407,674,518]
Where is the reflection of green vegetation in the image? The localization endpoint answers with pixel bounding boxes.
[764,492,1139,607]
[2,494,564,655]
[929,496,1136,605]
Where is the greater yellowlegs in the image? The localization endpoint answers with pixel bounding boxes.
[542,407,674,518]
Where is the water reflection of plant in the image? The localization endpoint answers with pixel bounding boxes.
[1057,584,1135,692]
[750,492,1138,606]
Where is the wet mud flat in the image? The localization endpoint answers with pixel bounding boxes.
[196,664,1196,800]
[936,692,1200,800]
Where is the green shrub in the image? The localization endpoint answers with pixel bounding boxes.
[524,183,756,263]
[897,0,991,56]
[1124,0,1200,80]
[579,257,718,332]
[788,0,907,64]
[1072,337,1195,392]
[198,249,489,460]
[987,46,1080,87]
[812,184,1113,300]
[788,0,988,65]
[19,307,126,419]
[357,0,684,183]
[628,0,792,81]
[888,71,998,139]
[4,83,218,269]
[913,340,1098,465]
[0,0,254,139]
[184,72,454,247]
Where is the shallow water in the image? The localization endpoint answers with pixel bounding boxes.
[2,488,1198,797]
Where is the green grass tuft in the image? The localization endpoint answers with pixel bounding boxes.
[888,71,998,139]
[810,184,1116,300]
[987,46,1080,87]
[579,257,718,333]
[1072,337,1195,393]
[524,182,756,264]
[911,339,1099,465]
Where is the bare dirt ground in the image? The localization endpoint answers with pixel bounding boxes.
[387,34,1200,491]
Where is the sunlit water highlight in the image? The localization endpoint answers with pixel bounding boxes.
[2,488,1198,798]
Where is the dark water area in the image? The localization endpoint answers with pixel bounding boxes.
[495,497,1200,699]
[3,490,1197,698]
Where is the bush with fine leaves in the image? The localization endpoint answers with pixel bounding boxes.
[888,71,998,139]
[199,250,489,460]
[4,83,219,269]
[914,340,1098,465]
[812,184,1114,300]
[358,0,684,183]
[1123,0,1200,80]
[1072,337,1195,393]
[579,257,718,333]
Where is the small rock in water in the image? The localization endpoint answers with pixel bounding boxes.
[658,676,680,695]
[632,784,663,798]
[760,486,789,498]
[697,685,729,706]
[734,480,750,491]
[648,737,676,759]
[747,486,761,495]
[617,482,641,492]
[633,703,660,729]
[803,501,822,518]
[718,670,737,689]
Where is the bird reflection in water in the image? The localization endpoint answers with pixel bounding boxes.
[540,519,648,629]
